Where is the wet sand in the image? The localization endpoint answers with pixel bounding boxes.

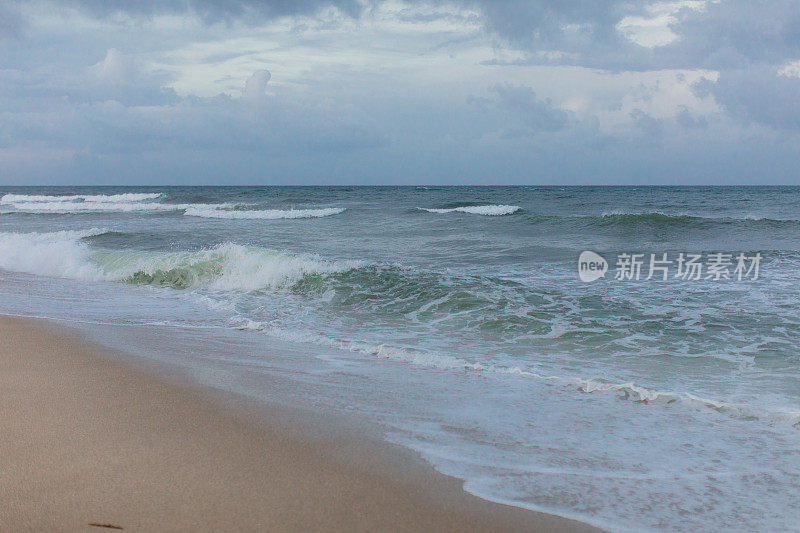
[0,316,600,532]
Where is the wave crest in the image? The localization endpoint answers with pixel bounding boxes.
[184,206,345,219]
[1,192,345,219]
[0,229,109,280]
[6,201,184,213]
[0,193,163,204]
[0,230,361,291]
[597,210,800,226]
[104,244,361,290]
[418,205,521,216]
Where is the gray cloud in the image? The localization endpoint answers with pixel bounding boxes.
[19,1,800,73]
[629,108,663,139]
[471,0,648,60]
[56,0,364,23]
[0,49,178,107]
[0,56,384,163]
[696,68,800,130]
[0,4,24,39]
[470,0,800,73]
[1,0,799,184]
[668,0,800,70]
[464,0,800,134]
[471,84,571,136]
[675,106,708,129]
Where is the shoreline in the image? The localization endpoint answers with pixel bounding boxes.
[0,315,600,532]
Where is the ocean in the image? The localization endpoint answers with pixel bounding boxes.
[0,186,797,532]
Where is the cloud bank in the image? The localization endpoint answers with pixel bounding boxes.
[0,0,797,184]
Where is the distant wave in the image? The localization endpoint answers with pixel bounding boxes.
[599,211,701,225]
[184,206,345,219]
[1,193,345,219]
[597,210,800,225]
[418,205,521,216]
[1,192,181,213]
[5,201,185,213]
[516,211,800,227]
[0,193,162,203]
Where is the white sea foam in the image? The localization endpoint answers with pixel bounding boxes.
[0,193,163,203]
[419,205,521,216]
[1,192,180,213]
[256,325,492,371]
[558,377,800,426]
[230,318,800,428]
[0,230,360,291]
[6,201,186,213]
[184,206,346,219]
[0,229,109,280]
[1,193,345,218]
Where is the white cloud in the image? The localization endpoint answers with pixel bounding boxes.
[243,69,271,100]
[778,60,800,78]
[617,1,705,48]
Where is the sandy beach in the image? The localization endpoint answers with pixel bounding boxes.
[0,316,598,532]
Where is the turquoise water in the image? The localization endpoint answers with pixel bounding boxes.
[0,186,798,531]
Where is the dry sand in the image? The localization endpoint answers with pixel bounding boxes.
[0,316,600,532]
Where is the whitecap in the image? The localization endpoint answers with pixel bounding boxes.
[418,205,521,216]
[1,193,163,203]
[184,206,345,219]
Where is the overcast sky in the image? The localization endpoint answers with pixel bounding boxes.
[0,0,798,185]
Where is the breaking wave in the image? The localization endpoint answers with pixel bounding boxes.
[6,201,184,213]
[1,192,181,213]
[0,229,109,280]
[418,205,521,216]
[0,193,163,203]
[0,229,361,290]
[184,206,346,219]
[0,229,797,428]
[1,192,345,219]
